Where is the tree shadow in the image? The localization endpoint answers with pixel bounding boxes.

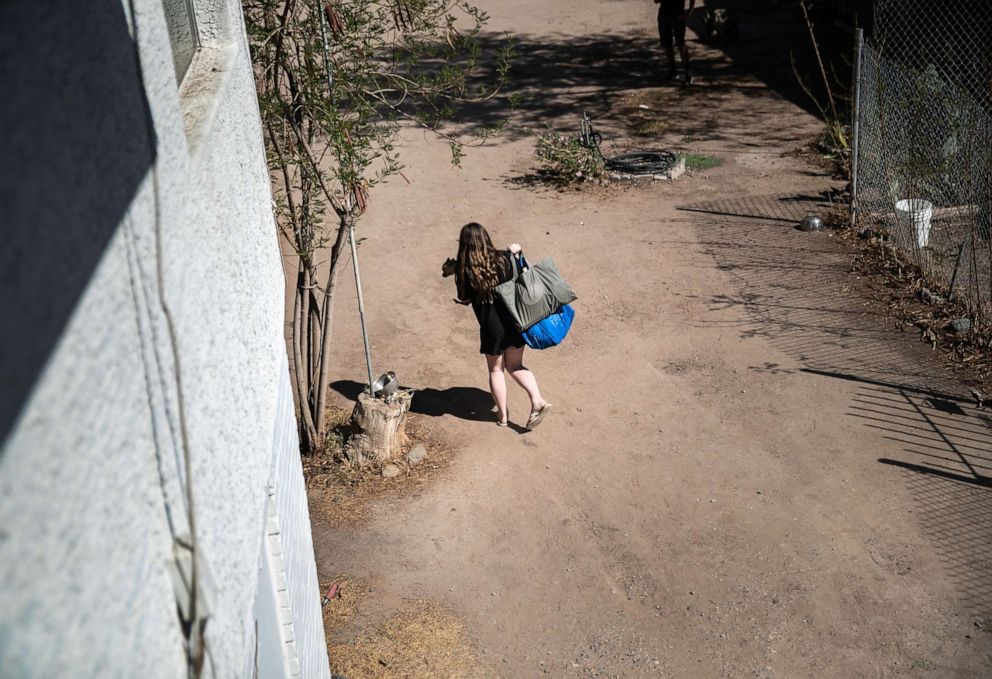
[685,1,852,119]
[452,2,850,147]
[457,31,663,141]
[0,0,156,449]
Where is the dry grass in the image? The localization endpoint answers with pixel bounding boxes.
[309,408,484,678]
[320,575,370,638]
[617,92,669,140]
[632,117,669,138]
[840,222,992,389]
[303,409,455,528]
[321,576,486,679]
[327,603,484,679]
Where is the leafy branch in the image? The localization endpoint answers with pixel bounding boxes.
[243,0,513,452]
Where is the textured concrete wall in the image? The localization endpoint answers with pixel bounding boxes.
[0,1,329,677]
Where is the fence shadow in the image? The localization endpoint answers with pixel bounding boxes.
[460,32,747,141]
[840,373,992,626]
[681,192,992,626]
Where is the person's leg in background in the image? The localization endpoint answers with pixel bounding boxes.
[658,11,677,81]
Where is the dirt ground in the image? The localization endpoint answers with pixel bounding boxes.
[304,1,992,676]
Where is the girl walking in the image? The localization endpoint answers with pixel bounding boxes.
[453,222,551,430]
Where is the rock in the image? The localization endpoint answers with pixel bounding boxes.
[918,287,944,305]
[951,318,972,334]
[406,444,427,466]
[381,463,401,479]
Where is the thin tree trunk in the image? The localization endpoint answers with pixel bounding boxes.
[310,284,323,384]
[800,0,840,125]
[313,216,352,440]
[299,259,312,394]
[292,270,318,450]
[309,284,322,389]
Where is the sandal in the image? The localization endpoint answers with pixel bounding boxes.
[526,403,552,430]
[497,410,509,427]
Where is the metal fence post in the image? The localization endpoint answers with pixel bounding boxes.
[348,222,376,395]
[850,28,863,229]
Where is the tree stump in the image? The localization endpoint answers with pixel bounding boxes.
[345,390,413,466]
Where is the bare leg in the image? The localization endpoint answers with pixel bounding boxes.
[503,346,547,414]
[664,43,676,76]
[659,13,676,78]
[486,353,508,425]
[679,43,691,76]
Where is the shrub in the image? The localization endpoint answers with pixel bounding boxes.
[535,126,604,182]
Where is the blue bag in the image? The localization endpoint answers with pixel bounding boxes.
[516,253,575,349]
[521,303,575,349]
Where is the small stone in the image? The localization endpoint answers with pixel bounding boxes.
[406,444,428,466]
[381,463,401,478]
[918,287,944,305]
[951,318,972,333]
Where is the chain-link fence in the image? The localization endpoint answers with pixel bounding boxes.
[852,0,992,328]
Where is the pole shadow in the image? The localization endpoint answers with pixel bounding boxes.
[332,380,494,423]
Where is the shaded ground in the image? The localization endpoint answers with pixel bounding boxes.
[306,1,991,676]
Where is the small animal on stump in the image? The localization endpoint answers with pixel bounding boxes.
[704,9,739,45]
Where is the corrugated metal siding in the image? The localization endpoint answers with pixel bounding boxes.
[269,356,331,679]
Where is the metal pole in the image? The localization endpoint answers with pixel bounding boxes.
[850,28,863,229]
[948,240,967,302]
[349,223,375,394]
[319,3,374,394]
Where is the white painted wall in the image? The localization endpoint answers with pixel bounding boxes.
[0,1,330,677]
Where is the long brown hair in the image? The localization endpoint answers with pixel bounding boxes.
[456,222,503,303]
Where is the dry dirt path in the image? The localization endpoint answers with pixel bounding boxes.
[310,1,992,676]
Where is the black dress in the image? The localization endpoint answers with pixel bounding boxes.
[460,250,525,356]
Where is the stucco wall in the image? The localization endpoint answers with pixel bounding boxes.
[0,1,329,677]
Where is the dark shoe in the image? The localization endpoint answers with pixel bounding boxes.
[660,69,677,84]
[681,73,693,87]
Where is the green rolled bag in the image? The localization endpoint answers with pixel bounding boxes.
[494,253,577,331]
